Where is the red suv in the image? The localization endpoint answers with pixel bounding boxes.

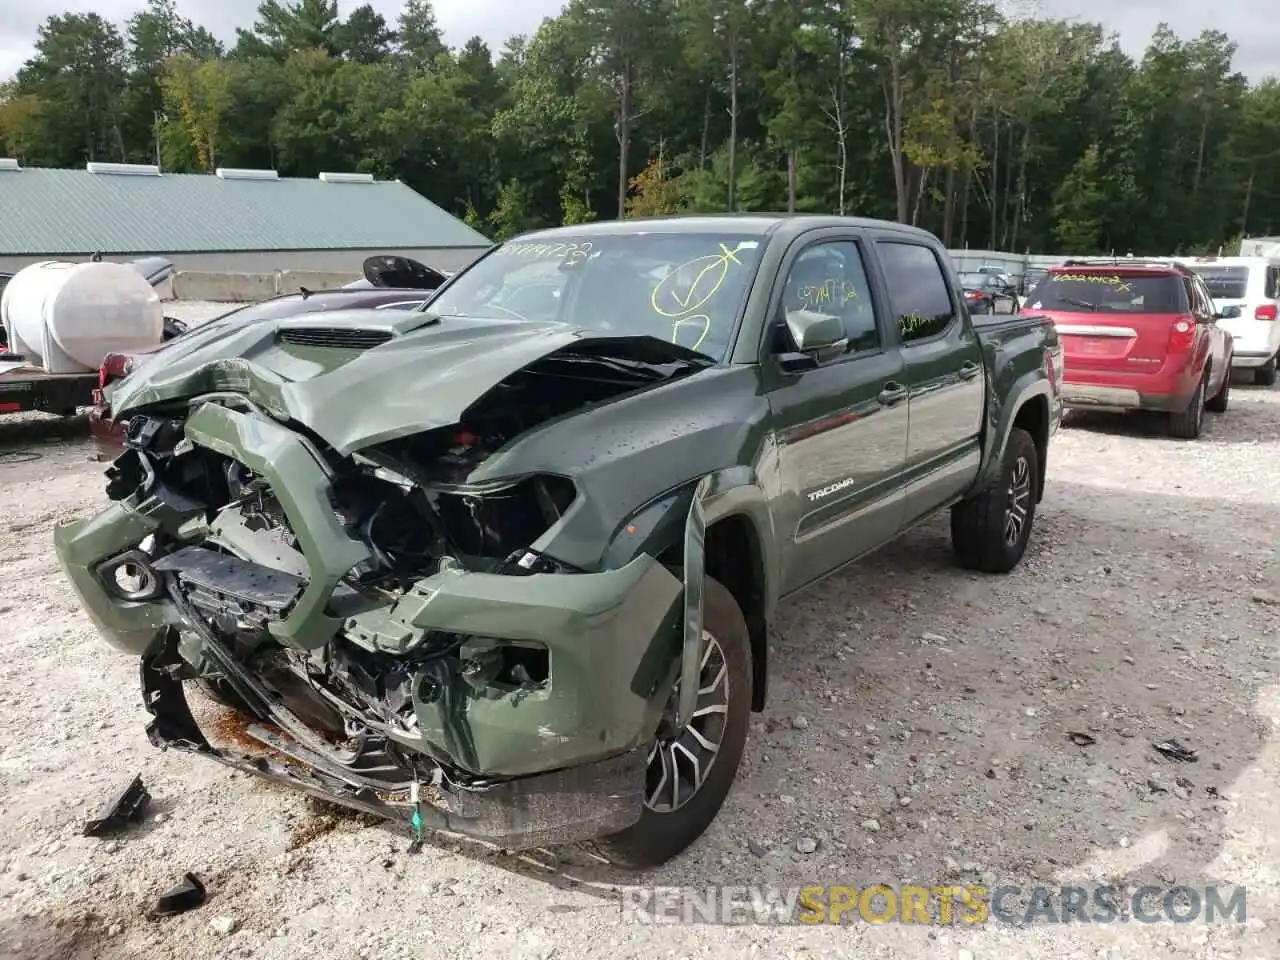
[1020,259,1234,439]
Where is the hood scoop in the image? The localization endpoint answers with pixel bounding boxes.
[277,327,394,350]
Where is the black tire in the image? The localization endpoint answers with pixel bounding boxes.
[595,576,752,869]
[1255,356,1278,387]
[1206,367,1230,413]
[951,426,1038,574]
[1168,376,1205,439]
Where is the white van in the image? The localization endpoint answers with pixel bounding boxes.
[1180,256,1280,385]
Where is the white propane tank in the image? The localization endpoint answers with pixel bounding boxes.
[0,261,164,373]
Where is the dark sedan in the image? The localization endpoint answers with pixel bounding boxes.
[957,271,1019,314]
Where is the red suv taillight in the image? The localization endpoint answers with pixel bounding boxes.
[1168,317,1196,352]
[1044,349,1058,387]
[1256,304,1277,321]
[98,354,134,391]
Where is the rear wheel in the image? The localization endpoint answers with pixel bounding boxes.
[595,576,752,869]
[951,426,1039,574]
[1168,377,1205,439]
[1255,356,1278,387]
[1206,367,1231,413]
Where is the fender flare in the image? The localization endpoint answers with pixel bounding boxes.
[976,375,1055,492]
[678,466,777,720]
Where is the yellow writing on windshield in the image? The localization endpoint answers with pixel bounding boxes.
[798,279,859,311]
[1051,273,1132,293]
[650,242,750,351]
[495,240,593,263]
[670,315,712,351]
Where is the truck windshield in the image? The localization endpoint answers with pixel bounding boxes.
[425,233,767,361]
[1026,271,1190,313]
[1189,265,1249,300]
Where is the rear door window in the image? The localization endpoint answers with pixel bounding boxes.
[1186,277,1213,318]
[875,241,956,342]
[1027,271,1189,313]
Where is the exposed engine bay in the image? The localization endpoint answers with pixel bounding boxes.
[96,340,701,796]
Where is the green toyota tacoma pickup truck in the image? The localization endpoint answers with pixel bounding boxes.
[54,215,1062,868]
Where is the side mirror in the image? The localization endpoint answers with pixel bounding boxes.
[776,309,847,372]
[785,309,847,352]
[1218,305,1242,320]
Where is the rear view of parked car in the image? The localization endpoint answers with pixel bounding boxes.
[1181,256,1280,386]
[957,271,1016,314]
[1021,259,1233,439]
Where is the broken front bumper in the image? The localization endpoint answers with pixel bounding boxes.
[55,400,683,794]
[142,651,649,848]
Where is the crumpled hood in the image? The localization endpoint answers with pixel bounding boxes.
[107,309,704,455]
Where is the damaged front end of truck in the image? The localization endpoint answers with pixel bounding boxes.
[53,310,722,851]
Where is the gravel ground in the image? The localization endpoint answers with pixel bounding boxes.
[0,374,1277,960]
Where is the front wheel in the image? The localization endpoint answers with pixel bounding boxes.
[595,576,752,869]
[951,426,1039,573]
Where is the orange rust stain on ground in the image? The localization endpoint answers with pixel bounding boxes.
[204,707,291,762]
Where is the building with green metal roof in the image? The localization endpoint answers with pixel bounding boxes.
[0,160,492,275]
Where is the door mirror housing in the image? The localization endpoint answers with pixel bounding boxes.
[1217,304,1242,320]
[785,309,848,352]
[776,309,848,372]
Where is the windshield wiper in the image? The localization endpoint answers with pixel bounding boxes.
[1056,297,1101,311]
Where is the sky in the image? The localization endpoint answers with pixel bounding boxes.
[0,0,1275,86]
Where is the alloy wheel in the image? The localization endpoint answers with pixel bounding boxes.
[1004,455,1032,547]
[644,631,730,813]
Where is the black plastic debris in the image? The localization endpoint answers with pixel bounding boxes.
[1153,739,1198,762]
[82,774,151,837]
[1066,731,1097,747]
[151,873,206,917]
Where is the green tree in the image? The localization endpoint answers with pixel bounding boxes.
[1051,142,1107,252]
[158,53,233,169]
[0,85,43,160]
[15,13,130,164]
[335,5,395,63]
[235,0,342,59]
[397,0,448,66]
[4,1,1278,254]
[489,178,542,238]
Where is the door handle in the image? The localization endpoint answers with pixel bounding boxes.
[958,361,980,380]
[878,382,908,406]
